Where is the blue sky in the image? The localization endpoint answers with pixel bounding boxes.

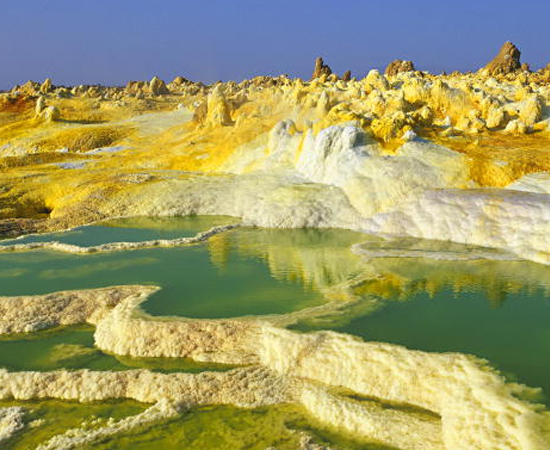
[0,0,548,89]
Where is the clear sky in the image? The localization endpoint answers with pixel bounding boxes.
[0,0,548,89]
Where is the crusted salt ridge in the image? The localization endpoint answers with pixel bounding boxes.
[299,385,442,450]
[91,281,373,363]
[260,327,550,450]
[0,366,291,405]
[0,285,156,335]
[363,188,550,265]
[95,292,263,364]
[0,367,443,450]
[0,223,240,254]
[0,406,26,444]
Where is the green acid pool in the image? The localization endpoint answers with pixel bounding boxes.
[0,219,368,319]
[0,325,234,373]
[0,399,145,450]
[293,255,550,405]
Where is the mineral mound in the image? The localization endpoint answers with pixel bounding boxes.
[483,41,521,75]
[385,59,415,76]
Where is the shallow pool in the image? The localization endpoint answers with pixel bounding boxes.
[0,221,368,319]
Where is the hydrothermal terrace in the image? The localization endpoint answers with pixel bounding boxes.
[1,42,550,449]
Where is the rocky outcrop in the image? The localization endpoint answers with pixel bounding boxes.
[385,60,415,76]
[124,80,147,96]
[192,101,208,124]
[13,80,39,96]
[40,78,53,94]
[43,105,61,122]
[311,57,332,80]
[342,70,352,81]
[483,41,521,76]
[205,85,232,126]
[35,96,46,116]
[149,76,169,95]
[171,75,190,85]
[34,97,60,122]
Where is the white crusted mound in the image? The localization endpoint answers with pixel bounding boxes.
[295,124,473,217]
[507,172,550,194]
[224,122,473,218]
[98,172,365,229]
[363,188,550,264]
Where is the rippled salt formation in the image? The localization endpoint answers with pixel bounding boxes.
[0,399,145,450]
[0,217,549,449]
[80,404,383,450]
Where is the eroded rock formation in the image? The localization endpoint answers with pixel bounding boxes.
[483,41,522,76]
[149,76,169,95]
[312,57,332,79]
[385,59,415,76]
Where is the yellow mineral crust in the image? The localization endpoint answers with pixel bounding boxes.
[2,68,550,243]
